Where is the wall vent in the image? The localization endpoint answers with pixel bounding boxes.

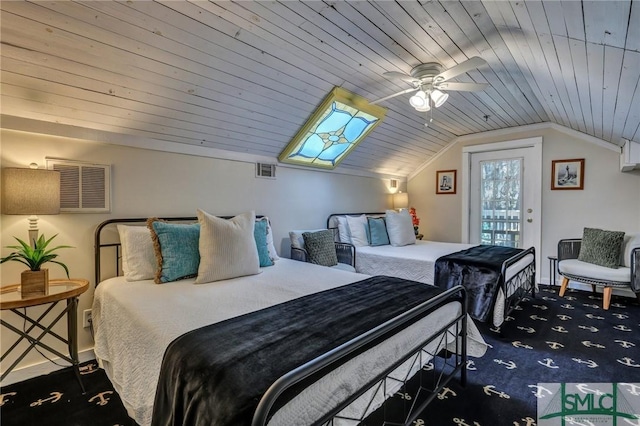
[46,158,111,213]
[256,163,276,179]
[390,179,398,189]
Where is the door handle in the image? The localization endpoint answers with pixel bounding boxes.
[527,218,533,223]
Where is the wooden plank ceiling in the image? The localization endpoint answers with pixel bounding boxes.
[1,1,638,177]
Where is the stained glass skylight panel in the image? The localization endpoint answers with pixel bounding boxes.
[279,87,386,170]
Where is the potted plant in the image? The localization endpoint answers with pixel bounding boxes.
[1,234,72,294]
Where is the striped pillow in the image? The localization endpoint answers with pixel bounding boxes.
[195,210,260,283]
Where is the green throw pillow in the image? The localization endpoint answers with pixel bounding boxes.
[302,230,338,267]
[578,227,625,269]
[254,219,274,267]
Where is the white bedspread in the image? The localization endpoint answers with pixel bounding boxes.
[356,240,476,283]
[355,241,535,327]
[93,258,486,425]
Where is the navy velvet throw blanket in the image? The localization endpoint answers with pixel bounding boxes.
[151,276,448,426]
[434,245,523,323]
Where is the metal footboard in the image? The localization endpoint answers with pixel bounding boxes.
[253,286,468,426]
[291,243,356,267]
[500,246,536,324]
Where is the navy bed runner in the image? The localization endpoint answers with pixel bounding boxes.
[434,245,523,323]
[151,276,450,426]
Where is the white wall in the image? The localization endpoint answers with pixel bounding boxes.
[0,129,391,379]
[408,125,640,284]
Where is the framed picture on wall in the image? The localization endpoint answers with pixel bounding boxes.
[551,158,585,190]
[436,170,457,194]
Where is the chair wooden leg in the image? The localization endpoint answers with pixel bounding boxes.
[602,287,612,310]
[559,277,570,297]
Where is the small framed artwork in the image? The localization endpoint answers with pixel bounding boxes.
[436,170,457,194]
[551,158,585,190]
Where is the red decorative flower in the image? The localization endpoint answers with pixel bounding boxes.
[409,207,420,226]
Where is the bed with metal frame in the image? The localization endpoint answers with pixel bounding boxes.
[93,216,483,426]
[327,212,536,328]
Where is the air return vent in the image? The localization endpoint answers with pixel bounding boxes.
[46,159,111,212]
[256,163,276,179]
[390,179,398,189]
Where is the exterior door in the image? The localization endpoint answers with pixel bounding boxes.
[462,138,542,278]
[469,149,534,248]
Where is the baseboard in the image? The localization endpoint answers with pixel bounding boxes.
[541,277,555,286]
[1,348,95,386]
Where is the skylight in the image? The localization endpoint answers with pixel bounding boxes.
[279,87,386,169]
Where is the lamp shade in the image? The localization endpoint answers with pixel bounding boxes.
[392,192,409,210]
[409,90,428,110]
[414,102,431,112]
[430,89,449,108]
[1,168,61,215]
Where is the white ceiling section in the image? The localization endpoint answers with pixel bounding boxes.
[1,1,638,177]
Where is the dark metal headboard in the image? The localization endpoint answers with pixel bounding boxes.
[326,212,386,229]
[94,215,265,286]
[94,217,197,286]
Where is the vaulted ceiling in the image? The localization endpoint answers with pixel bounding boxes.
[1,1,638,177]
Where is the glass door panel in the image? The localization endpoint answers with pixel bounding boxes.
[479,158,522,248]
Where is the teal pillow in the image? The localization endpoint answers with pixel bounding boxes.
[367,217,390,246]
[148,219,200,283]
[302,230,338,267]
[254,219,274,267]
[578,227,625,269]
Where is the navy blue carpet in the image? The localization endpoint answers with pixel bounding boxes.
[1,286,639,425]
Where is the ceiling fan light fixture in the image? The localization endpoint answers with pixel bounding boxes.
[375,57,488,126]
[409,90,428,110]
[430,89,449,108]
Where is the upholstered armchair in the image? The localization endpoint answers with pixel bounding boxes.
[289,229,356,272]
[557,232,640,309]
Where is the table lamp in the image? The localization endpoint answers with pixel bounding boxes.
[2,164,61,247]
[392,191,409,211]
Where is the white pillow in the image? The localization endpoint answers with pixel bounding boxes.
[117,225,156,281]
[385,209,416,247]
[289,229,325,250]
[336,216,352,244]
[346,214,369,247]
[195,210,260,283]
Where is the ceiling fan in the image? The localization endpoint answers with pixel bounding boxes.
[371,56,489,126]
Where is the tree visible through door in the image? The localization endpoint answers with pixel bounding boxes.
[479,158,522,248]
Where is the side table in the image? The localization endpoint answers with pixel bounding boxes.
[548,255,558,286]
[1,278,89,392]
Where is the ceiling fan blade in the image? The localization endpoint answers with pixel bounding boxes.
[370,87,419,105]
[437,82,489,92]
[383,71,419,84]
[435,56,487,82]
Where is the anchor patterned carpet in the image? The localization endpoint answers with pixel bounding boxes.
[1,285,639,426]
